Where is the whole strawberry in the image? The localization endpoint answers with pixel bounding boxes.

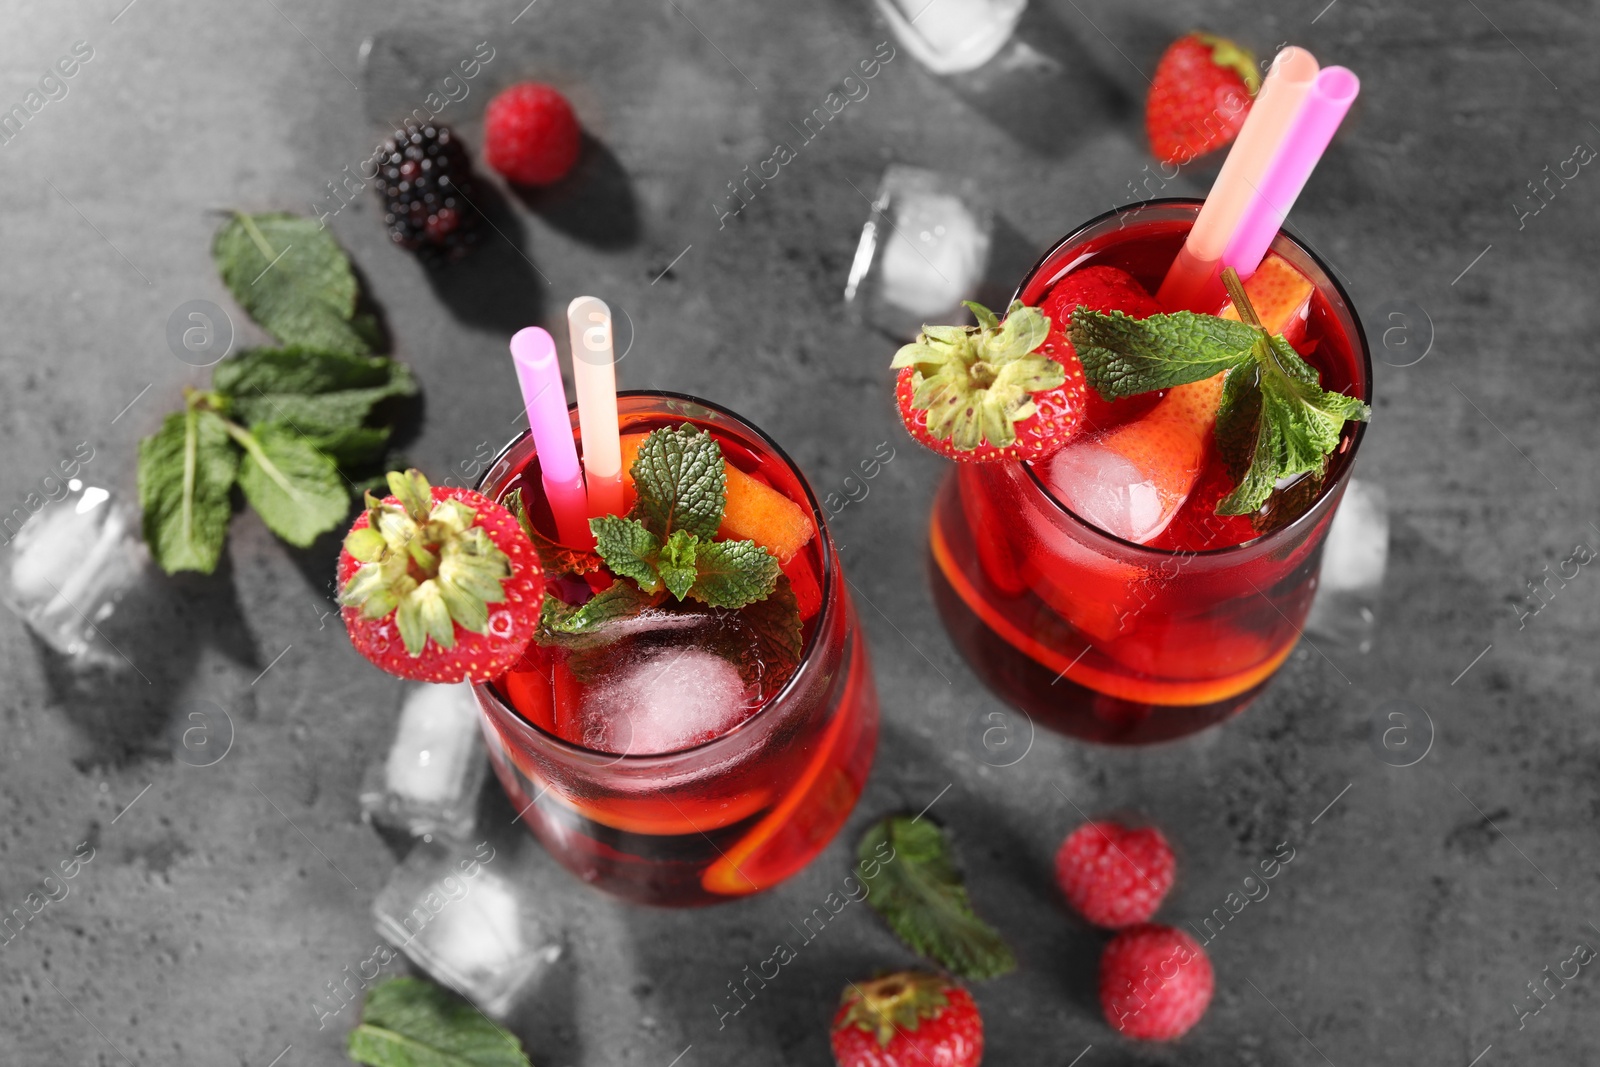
[338,470,544,683]
[1040,266,1167,433]
[484,82,583,186]
[831,971,983,1067]
[1145,33,1259,166]
[1056,820,1176,928]
[892,300,1089,463]
[1100,924,1214,1041]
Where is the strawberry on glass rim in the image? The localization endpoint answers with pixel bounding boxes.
[338,469,544,683]
[892,299,1089,463]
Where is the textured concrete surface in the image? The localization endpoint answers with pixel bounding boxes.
[2,1,1597,1064]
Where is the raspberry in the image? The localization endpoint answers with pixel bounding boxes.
[1099,924,1214,1040]
[372,123,481,262]
[1055,821,1175,928]
[483,83,582,186]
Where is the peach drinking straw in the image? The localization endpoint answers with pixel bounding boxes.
[565,296,624,521]
[1222,67,1360,279]
[509,326,593,548]
[1156,46,1321,313]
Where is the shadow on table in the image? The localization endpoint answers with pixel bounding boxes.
[508,133,641,251]
[39,558,261,768]
[422,180,549,336]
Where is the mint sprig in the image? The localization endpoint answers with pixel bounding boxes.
[1068,267,1370,517]
[587,425,781,611]
[856,814,1017,981]
[346,977,530,1067]
[137,213,417,575]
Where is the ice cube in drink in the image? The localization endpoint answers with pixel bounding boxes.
[0,481,147,661]
[361,682,489,839]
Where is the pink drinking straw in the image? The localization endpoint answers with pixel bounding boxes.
[509,326,593,549]
[1156,46,1321,313]
[1222,67,1360,278]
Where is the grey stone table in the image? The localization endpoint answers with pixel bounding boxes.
[3,0,1596,1064]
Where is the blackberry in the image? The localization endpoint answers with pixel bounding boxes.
[372,123,481,262]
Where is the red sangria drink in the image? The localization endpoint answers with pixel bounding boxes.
[910,199,1371,743]
[472,393,879,905]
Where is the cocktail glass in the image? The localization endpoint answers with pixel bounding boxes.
[928,199,1371,744]
[472,392,879,905]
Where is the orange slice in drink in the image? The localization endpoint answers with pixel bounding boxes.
[701,651,873,896]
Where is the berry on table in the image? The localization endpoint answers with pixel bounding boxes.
[1099,924,1214,1041]
[1145,33,1259,166]
[483,82,583,186]
[1055,820,1176,928]
[831,971,983,1067]
[372,123,482,262]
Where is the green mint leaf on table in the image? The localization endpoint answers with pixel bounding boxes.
[690,538,780,609]
[137,402,239,575]
[891,301,1064,451]
[856,814,1017,981]
[214,212,371,356]
[1068,307,1260,398]
[590,514,665,593]
[505,489,604,578]
[230,421,350,547]
[629,423,725,540]
[212,346,417,463]
[346,977,530,1067]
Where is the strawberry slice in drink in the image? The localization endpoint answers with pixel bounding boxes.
[1044,254,1314,544]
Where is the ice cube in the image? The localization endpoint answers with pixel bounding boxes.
[875,0,1027,74]
[880,187,990,318]
[577,646,757,756]
[1042,439,1179,545]
[361,682,488,840]
[373,838,560,1017]
[1306,479,1389,651]
[0,482,148,661]
[845,166,992,339]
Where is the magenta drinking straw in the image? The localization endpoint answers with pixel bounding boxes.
[509,326,592,548]
[1222,66,1361,279]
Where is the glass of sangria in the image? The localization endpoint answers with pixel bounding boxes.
[927,199,1371,744]
[472,392,879,905]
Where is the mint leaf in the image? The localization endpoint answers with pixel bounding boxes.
[689,538,780,609]
[214,213,370,356]
[347,977,529,1067]
[1213,362,1262,481]
[591,515,664,593]
[701,576,804,691]
[232,422,350,547]
[137,406,239,575]
[1069,307,1259,400]
[506,489,604,578]
[213,346,417,450]
[856,815,1016,981]
[539,582,658,647]
[630,424,725,540]
[658,529,700,600]
[1217,335,1370,516]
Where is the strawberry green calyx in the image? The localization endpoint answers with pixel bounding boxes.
[1194,32,1261,95]
[892,301,1065,452]
[838,972,952,1049]
[339,470,513,656]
